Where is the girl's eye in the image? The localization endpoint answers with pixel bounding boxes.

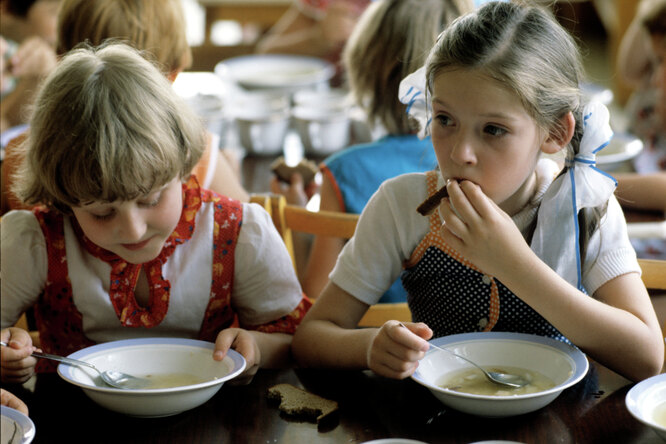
[484,124,508,136]
[435,114,453,127]
[139,192,162,208]
[91,211,115,221]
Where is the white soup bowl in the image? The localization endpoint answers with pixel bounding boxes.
[57,338,245,418]
[411,332,588,417]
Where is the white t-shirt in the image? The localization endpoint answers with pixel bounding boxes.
[330,159,640,306]
[0,202,302,342]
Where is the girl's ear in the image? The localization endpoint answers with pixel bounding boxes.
[540,111,575,155]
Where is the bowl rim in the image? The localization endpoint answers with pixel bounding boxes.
[214,54,335,89]
[57,337,246,394]
[1,405,36,444]
[625,372,666,432]
[411,332,589,400]
[596,132,644,164]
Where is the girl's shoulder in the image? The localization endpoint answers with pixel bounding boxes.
[0,209,42,241]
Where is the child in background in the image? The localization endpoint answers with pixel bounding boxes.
[614,0,666,214]
[292,2,663,382]
[255,0,370,85]
[272,0,473,301]
[0,43,310,384]
[0,0,59,133]
[1,0,248,215]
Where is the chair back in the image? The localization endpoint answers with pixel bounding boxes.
[249,194,410,326]
[638,259,666,291]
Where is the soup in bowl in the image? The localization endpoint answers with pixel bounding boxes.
[411,332,588,417]
[57,338,246,418]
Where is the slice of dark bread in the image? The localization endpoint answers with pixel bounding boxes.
[416,184,450,216]
[270,156,318,185]
[267,383,338,426]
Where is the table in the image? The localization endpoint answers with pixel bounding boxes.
[3,361,662,444]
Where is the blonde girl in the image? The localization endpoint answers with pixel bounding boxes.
[1,43,310,384]
[292,1,663,382]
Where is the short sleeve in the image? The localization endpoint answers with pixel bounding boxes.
[582,195,641,295]
[1,210,48,327]
[330,173,430,305]
[231,202,303,326]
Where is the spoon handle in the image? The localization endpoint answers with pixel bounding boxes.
[0,341,97,371]
[428,342,487,373]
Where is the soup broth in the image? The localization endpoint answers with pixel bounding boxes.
[653,401,666,427]
[437,366,556,396]
[141,373,210,390]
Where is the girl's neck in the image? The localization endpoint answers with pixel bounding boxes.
[500,170,537,217]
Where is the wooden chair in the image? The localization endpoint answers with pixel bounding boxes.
[638,259,666,291]
[249,193,411,327]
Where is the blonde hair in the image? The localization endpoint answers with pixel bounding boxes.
[425,1,603,261]
[57,0,192,74]
[13,42,205,213]
[343,0,473,134]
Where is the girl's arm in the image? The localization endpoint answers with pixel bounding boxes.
[213,328,293,385]
[614,172,666,212]
[500,253,663,382]
[292,282,431,379]
[440,180,664,381]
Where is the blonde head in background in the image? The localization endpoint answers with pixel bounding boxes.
[56,0,192,77]
[343,0,473,135]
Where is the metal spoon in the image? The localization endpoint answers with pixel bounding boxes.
[398,324,529,388]
[0,341,150,390]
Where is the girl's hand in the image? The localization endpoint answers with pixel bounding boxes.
[367,321,432,379]
[10,37,56,80]
[438,180,534,279]
[320,0,363,51]
[213,328,260,385]
[270,173,319,207]
[0,388,28,416]
[1,328,38,384]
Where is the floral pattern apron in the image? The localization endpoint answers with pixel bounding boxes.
[32,176,310,372]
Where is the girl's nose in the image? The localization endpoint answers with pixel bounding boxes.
[450,132,477,165]
[117,207,147,242]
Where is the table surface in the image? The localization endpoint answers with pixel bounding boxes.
[4,360,662,444]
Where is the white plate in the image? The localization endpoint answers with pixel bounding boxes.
[596,132,643,170]
[625,373,666,440]
[215,54,335,91]
[1,406,35,444]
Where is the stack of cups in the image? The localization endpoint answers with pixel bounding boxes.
[291,89,352,156]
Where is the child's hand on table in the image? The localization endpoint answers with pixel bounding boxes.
[213,328,260,385]
[367,321,432,379]
[1,327,38,384]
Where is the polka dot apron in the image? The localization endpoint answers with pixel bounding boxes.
[401,171,569,343]
[31,176,311,372]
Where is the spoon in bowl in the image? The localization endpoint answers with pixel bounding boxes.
[0,341,150,390]
[398,324,529,388]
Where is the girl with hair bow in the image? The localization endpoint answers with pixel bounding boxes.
[292,1,663,383]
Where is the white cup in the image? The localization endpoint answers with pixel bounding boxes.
[229,91,290,155]
[293,88,350,112]
[292,106,351,156]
